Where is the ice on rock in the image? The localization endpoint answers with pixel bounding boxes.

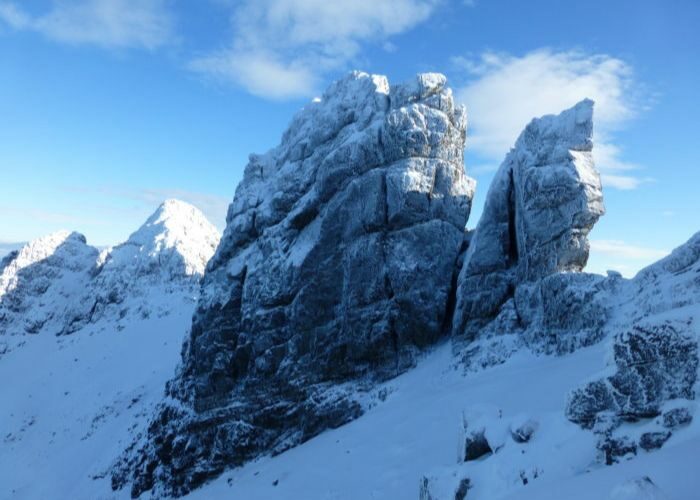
[114,71,475,497]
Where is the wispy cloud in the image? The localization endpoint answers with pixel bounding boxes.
[587,239,669,277]
[190,0,438,99]
[590,240,669,260]
[453,49,648,189]
[64,185,230,231]
[0,0,174,49]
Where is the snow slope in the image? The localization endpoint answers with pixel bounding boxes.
[4,319,691,499]
[0,300,194,499]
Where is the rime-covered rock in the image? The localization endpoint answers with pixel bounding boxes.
[114,71,474,497]
[516,272,610,354]
[566,321,698,427]
[453,99,604,338]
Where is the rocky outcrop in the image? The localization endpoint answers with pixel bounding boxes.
[566,321,698,426]
[114,71,474,497]
[452,99,604,338]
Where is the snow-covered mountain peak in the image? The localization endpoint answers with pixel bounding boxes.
[0,230,96,297]
[0,230,98,338]
[98,199,220,280]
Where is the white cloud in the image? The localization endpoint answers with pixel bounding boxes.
[590,240,669,261]
[454,49,647,189]
[0,0,174,49]
[587,239,669,277]
[191,0,438,99]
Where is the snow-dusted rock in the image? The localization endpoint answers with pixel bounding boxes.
[566,321,698,426]
[115,71,474,497]
[608,476,669,500]
[0,231,98,342]
[452,99,604,338]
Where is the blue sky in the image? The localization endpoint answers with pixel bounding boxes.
[1,0,699,276]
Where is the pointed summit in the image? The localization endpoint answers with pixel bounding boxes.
[99,199,221,280]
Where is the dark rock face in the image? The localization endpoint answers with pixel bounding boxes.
[463,429,493,461]
[114,72,474,497]
[598,436,637,465]
[566,322,698,427]
[452,100,604,339]
[639,431,671,451]
[662,407,693,429]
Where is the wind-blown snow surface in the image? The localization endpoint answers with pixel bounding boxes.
[0,304,193,499]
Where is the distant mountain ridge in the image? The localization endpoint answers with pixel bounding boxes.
[0,199,220,350]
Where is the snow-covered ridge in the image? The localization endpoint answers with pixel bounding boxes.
[0,199,220,344]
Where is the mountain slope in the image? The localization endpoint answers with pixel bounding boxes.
[0,200,221,498]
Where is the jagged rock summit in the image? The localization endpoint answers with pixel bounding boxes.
[453,99,604,339]
[115,71,475,497]
[64,199,221,333]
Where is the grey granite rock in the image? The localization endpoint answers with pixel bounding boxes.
[452,99,604,339]
[115,71,474,497]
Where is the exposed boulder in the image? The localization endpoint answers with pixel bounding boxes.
[661,407,692,429]
[566,321,698,427]
[510,418,538,443]
[114,71,475,497]
[453,99,604,338]
[638,431,671,451]
[598,435,637,465]
[463,429,493,461]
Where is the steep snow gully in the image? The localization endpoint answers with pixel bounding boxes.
[1,73,698,500]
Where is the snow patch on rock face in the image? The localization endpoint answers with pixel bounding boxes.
[452,99,604,339]
[114,71,475,497]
